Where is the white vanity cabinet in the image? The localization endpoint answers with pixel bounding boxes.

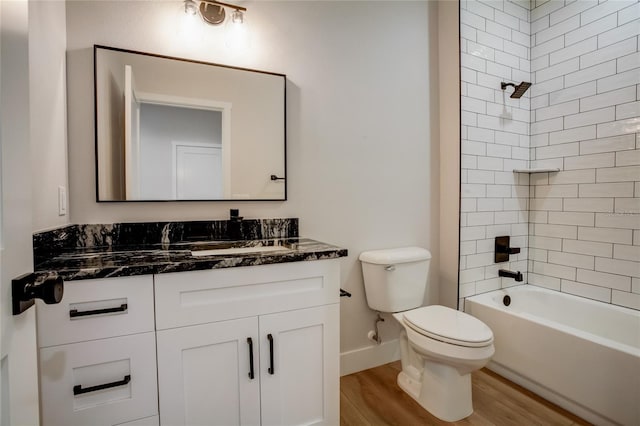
[37,275,159,426]
[154,259,340,426]
[37,258,341,426]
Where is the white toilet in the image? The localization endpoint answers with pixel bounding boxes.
[359,247,494,422]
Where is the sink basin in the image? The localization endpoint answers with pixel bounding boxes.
[191,245,291,257]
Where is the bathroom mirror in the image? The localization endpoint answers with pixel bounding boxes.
[94,45,286,201]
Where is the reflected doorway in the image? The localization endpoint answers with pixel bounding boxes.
[134,102,230,200]
[173,143,222,199]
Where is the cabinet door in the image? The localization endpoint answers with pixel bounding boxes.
[157,317,260,426]
[259,304,340,426]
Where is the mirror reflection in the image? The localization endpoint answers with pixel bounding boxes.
[94,45,286,201]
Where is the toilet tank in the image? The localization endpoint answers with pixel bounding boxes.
[359,247,432,312]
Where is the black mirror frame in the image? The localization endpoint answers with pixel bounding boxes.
[93,44,287,203]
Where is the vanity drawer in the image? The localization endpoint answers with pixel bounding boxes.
[155,259,340,329]
[39,332,158,426]
[37,275,155,348]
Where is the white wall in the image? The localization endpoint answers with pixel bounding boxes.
[65,1,441,371]
[29,0,69,232]
[528,0,640,310]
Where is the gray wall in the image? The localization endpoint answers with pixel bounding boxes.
[65,1,442,373]
[30,0,69,232]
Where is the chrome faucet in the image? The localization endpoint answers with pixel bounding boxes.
[498,269,523,282]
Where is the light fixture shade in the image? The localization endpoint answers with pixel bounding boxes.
[231,9,244,24]
[225,9,250,51]
[183,0,198,15]
[178,0,203,41]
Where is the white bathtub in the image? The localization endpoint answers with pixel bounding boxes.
[465,285,640,426]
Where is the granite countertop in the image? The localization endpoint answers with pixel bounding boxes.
[34,237,348,282]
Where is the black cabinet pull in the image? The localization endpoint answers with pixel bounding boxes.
[247,337,255,380]
[73,374,131,396]
[70,303,128,318]
[267,333,275,375]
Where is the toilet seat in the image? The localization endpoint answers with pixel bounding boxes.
[403,305,493,348]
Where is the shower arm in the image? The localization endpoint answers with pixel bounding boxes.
[501,82,516,90]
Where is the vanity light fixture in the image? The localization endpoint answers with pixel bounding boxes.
[183,0,247,26]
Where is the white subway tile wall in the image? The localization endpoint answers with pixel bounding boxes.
[460,0,640,311]
[460,0,532,304]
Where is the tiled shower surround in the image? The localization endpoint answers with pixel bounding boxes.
[460,0,639,310]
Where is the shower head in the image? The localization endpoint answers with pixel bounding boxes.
[501,81,532,99]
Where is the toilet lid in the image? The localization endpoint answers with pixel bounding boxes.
[403,305,493,347]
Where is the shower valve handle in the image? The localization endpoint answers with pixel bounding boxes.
[495,236,520,263]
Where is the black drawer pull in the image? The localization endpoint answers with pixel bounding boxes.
[73,374,131,396]
[69,303,128,318]
[267,333,274,375]
[247,337,255,380]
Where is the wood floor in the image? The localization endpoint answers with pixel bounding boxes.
[340,361,590,426]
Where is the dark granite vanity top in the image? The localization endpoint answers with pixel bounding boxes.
[33,219,347,282]
[34,238,347,281]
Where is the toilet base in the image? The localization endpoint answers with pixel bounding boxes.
[397,360,473,422]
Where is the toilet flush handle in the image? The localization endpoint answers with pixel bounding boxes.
[385,265,395,271]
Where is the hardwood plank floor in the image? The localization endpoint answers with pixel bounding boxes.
[340,362,590,426]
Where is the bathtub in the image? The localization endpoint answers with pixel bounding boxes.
[465,285,640,426]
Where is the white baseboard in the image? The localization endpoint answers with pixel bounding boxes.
[340,339,400,376]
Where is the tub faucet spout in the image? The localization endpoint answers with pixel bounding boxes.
[499,269,523,282]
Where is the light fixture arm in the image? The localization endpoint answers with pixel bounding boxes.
[200,0,246,12]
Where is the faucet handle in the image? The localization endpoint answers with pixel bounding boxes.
[230,209,243,221]
[495,236,520,263]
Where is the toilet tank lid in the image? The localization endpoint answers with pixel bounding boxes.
[359,247,431,265]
